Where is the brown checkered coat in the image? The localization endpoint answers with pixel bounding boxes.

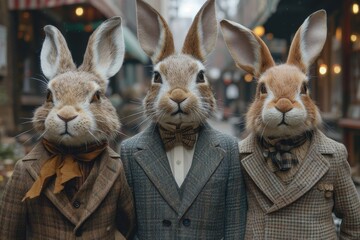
[240,130,360,239]
[0,143,135,240]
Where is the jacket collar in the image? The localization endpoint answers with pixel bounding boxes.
[133,122,225,217]
[240,129,331,213]
[239,129,336,155]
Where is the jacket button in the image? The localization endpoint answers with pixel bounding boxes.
[73,200,81,209]
[75,228,82,237]
[162,219,172,227]
[182,218,191,227]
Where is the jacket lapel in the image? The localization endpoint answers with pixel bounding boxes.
[178,123,226,217]
[133,124,182,214]
[24,143,78,225]
[76,147,121,228]
[267,130,331,213]
[240,134,285,204]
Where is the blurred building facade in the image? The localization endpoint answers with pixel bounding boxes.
[0,0,151,135]
[0,0,359,179]
[217,0,360,178]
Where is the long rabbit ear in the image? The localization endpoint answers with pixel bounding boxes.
[287,10,327,73]
[80,16,125,82]
[136,0,175,63]
[182,0,217,61]
[220,20,275,78]
[40,26,76,80]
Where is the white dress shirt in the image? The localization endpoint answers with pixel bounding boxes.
[166,142,196,187]
[160,122,198,187]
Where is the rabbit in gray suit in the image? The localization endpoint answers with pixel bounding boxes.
[120,0,247,239]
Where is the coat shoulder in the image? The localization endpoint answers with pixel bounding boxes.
[213,129,238,144]
[205,124,239,152]
[121,131,145,150]
[315,130,347,162]
[120,131,149,162]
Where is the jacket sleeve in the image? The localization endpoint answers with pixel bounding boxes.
[116,161,136,239]
[333,145,360,240]
[0,160,27,239]
[120,140,133,189]
[224,138,247,239]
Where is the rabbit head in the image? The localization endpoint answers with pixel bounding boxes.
[33,17,125,146]
[136,0,218,126]
[221,10,327,138]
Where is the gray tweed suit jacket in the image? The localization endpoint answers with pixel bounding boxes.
[120,122,247,240]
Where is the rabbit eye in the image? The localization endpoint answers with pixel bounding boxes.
[301,82,308,95]
[91,90,101,103]
[196,70,205,83]
[46,90,53,103]
[259,83,267,94]
[153,71,162,84]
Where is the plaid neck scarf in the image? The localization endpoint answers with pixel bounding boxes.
[23,139,107,201]
[158,124,200,151]
[259,131,312,171]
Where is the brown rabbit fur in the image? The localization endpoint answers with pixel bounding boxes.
[33,17,125,146]
[221,10,327,139]
[137,0,218,127]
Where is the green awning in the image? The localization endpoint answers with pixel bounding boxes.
[123,26,148,64]
[64,21,148,64]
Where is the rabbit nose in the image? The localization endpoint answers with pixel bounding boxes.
[57,114,77,123]
[57,106,78,123]
[275,98,293,113]
[170,89,187,103]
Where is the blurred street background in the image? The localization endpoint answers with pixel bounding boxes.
[0,0,360,199]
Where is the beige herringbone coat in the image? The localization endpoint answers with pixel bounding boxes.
[240,130,360,239]
[0,143,135,240]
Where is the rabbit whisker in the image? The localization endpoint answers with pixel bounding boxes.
[128,100,143,105]
[123,115,146,127]
[21,133,38,145]
[31,77,49,88]
[134,116,152,131]
[14,128,36,139]
[120,111,146,121]
[36,130,49,141]
[21,121,36,125]
[22,118,45,124]
[87,130,102,145]
[260,121,269,139]
[137,114,155,128]
[57,136,67,146]
[93,119,110,124]
[20,117,37,120]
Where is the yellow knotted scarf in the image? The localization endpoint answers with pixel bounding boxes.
[23,139,107,201]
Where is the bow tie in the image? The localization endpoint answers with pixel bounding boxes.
[158,125,200,151]
[259,131,312,171]
[23,139,107,201]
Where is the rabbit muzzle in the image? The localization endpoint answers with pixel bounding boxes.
[169,88,189,115]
